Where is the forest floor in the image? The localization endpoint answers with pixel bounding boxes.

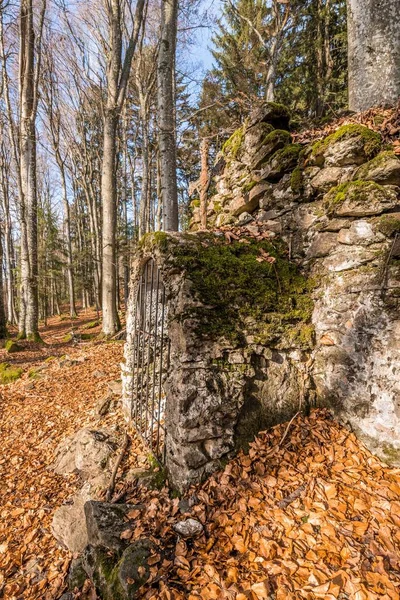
[1,313,400,600]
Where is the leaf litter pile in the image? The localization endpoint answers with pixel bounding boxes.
[0,312,146,600]
[120,411,400,600]
[1,315,400,600]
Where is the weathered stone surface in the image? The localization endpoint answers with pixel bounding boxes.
[242,122,274,158]
[84,501,143,552]
[82,540,155,600]
[306,233,337,259]
[237,211,254,225]
[260,144,301,182]
[250,130,291,170]
[173,518,203,538]
[355,151,400,186]
[51,475,108,553]
[52,428,118,477]
[310,166,354,193]
[229,194,260,216]
[248,102,291,130]
[337,221,385,246]
[312,126,382,168]
[68,558,87,591]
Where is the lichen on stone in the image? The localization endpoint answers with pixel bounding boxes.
[375,215,400,237]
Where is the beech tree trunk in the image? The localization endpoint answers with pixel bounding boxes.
[347,0,400,111]
[0,227,7,339]
[157,0,179,232]
[19,0,41,341]
[101,0,144,336]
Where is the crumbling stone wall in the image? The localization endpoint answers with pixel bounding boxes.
[190,103,400,466]
[122,231,314,489]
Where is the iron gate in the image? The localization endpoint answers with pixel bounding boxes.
[131,259,170,461]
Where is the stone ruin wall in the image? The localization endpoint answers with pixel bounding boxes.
[190,103,400,466]
[123,103,400,489]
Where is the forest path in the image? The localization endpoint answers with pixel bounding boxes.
[0,312,127,599]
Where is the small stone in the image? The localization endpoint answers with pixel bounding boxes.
[93,370,106,378]
[68,558,87,591]
[310,167,345,192]
[173,518,204,538]
[5,340,22,354]
[237,211,254,225]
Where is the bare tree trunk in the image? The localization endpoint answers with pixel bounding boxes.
[19,0,45,341]
[102,109,120,334]
[0,226,7,339]
[199,138,210,230]
[157,0,178,232]
[347,0,400,111]
[101,0,144,336]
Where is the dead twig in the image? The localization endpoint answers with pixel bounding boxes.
[105,433,129,502]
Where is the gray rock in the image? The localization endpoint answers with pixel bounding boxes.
[52,428,118,478]
[237,211,254,225]
[250,131,291,170]
[85,501,143,552]
[173,518,204,538]
[107,380,122,396]
[68,558,88,591]
[325,182,399,217]
[51,475,108,553]
[337,221,385,246]
[306,233,337,259]
[248,102,290,130]
[229,194,259,216]
[310,167,346,192]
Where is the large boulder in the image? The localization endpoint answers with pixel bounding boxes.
[52,428,118,478]
[310,125,382,168]
[85,501,143,552]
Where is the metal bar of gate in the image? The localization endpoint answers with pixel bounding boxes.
[131,259,170,461]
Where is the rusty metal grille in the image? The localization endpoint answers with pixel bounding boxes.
[131,259,170,461]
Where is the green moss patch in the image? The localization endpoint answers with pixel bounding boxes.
[311,124,382,165]
[222,126,245,159]
[0,362,23,384]
[168,235,314,346]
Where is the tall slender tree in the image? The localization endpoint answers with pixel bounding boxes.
[157,0,179,231]
[101,0,145,336]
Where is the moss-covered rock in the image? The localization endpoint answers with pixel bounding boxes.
[311,124,382,167]
[375,214,400,237]
[261,143,302,182]
[5,339,22,353]
[354,151,400,185]
[0,362,23,384]
[324,180,399,217]
[222,126,245,159]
